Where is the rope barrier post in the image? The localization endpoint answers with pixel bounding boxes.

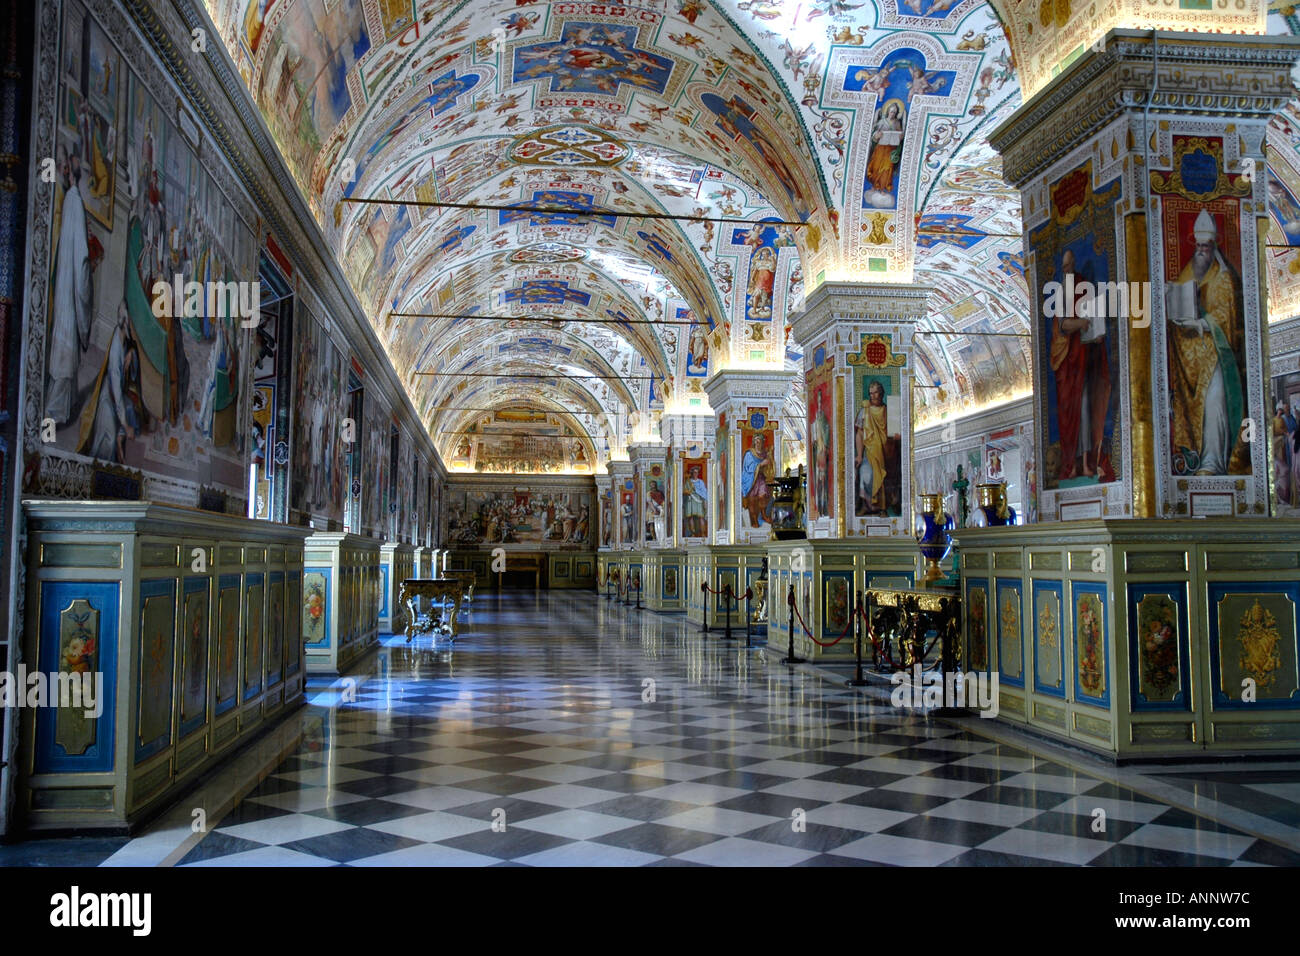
[724,583,733,642]
[701,580,709,636]
[743,588,753,649]
[781,584,805,665]
[848,588,869,687]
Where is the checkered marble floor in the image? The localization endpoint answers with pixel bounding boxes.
[157,591,1296,868]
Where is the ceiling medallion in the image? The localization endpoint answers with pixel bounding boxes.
[510,242,587,264]
[508,125,631,168]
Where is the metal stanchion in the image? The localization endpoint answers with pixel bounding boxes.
[847,589,869,687]
[781,584,805,665]
[743,588,753,648]
[723,583,733,641]
[701,581,709,635]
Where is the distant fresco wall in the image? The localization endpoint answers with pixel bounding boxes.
[444,476,596,550]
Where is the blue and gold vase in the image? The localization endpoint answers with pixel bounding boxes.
[972,482,1016,527]
[915,493,954,585]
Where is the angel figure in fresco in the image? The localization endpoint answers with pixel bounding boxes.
[678,0,706,23]
[865,102,904,209]
[851,65,891,99]
[687,316,709,374]
[906,64,947,99]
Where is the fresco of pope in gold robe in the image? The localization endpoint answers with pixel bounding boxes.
[1164,208,1247,475]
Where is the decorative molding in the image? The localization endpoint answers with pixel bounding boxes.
[992,30,1300,187]
[791,280,933,347]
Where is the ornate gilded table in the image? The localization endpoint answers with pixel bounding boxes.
[442,568,476,610]
[863,585,962,684]
[398,577,464,642]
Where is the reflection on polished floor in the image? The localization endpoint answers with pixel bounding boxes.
[6,592,1300,867]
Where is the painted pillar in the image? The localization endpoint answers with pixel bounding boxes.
[594,474,614,551]
[992,31,1300,521]
[661,412,715,548]
[607,460,635,551]
[702,369,796,546]
[629,443,669,549]
[789,281,930,539]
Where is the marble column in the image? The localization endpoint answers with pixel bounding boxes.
[790,280,931,538]
[991,30,1300,521]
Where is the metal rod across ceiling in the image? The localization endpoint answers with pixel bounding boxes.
[915,329,1031,338]
[390,311,696,326]
[413,370,656,380]
[342,195,809,228]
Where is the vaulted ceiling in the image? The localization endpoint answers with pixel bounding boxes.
[204,0,1300,468]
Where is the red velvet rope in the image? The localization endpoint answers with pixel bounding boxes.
[700,583,754,613]
[789,596,853,648]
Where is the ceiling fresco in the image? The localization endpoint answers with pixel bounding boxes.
[205,0,1300,462]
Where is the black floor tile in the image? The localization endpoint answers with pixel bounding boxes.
[281,828,424,864]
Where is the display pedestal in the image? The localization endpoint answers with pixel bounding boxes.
[19,500,308,832]
[303,532,381,675]
[957,521,1300,759]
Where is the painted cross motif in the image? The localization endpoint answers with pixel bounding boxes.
[916,213,988,249]
[844,48,957,210]
[729,220,791,323]
[437,224,475,253]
